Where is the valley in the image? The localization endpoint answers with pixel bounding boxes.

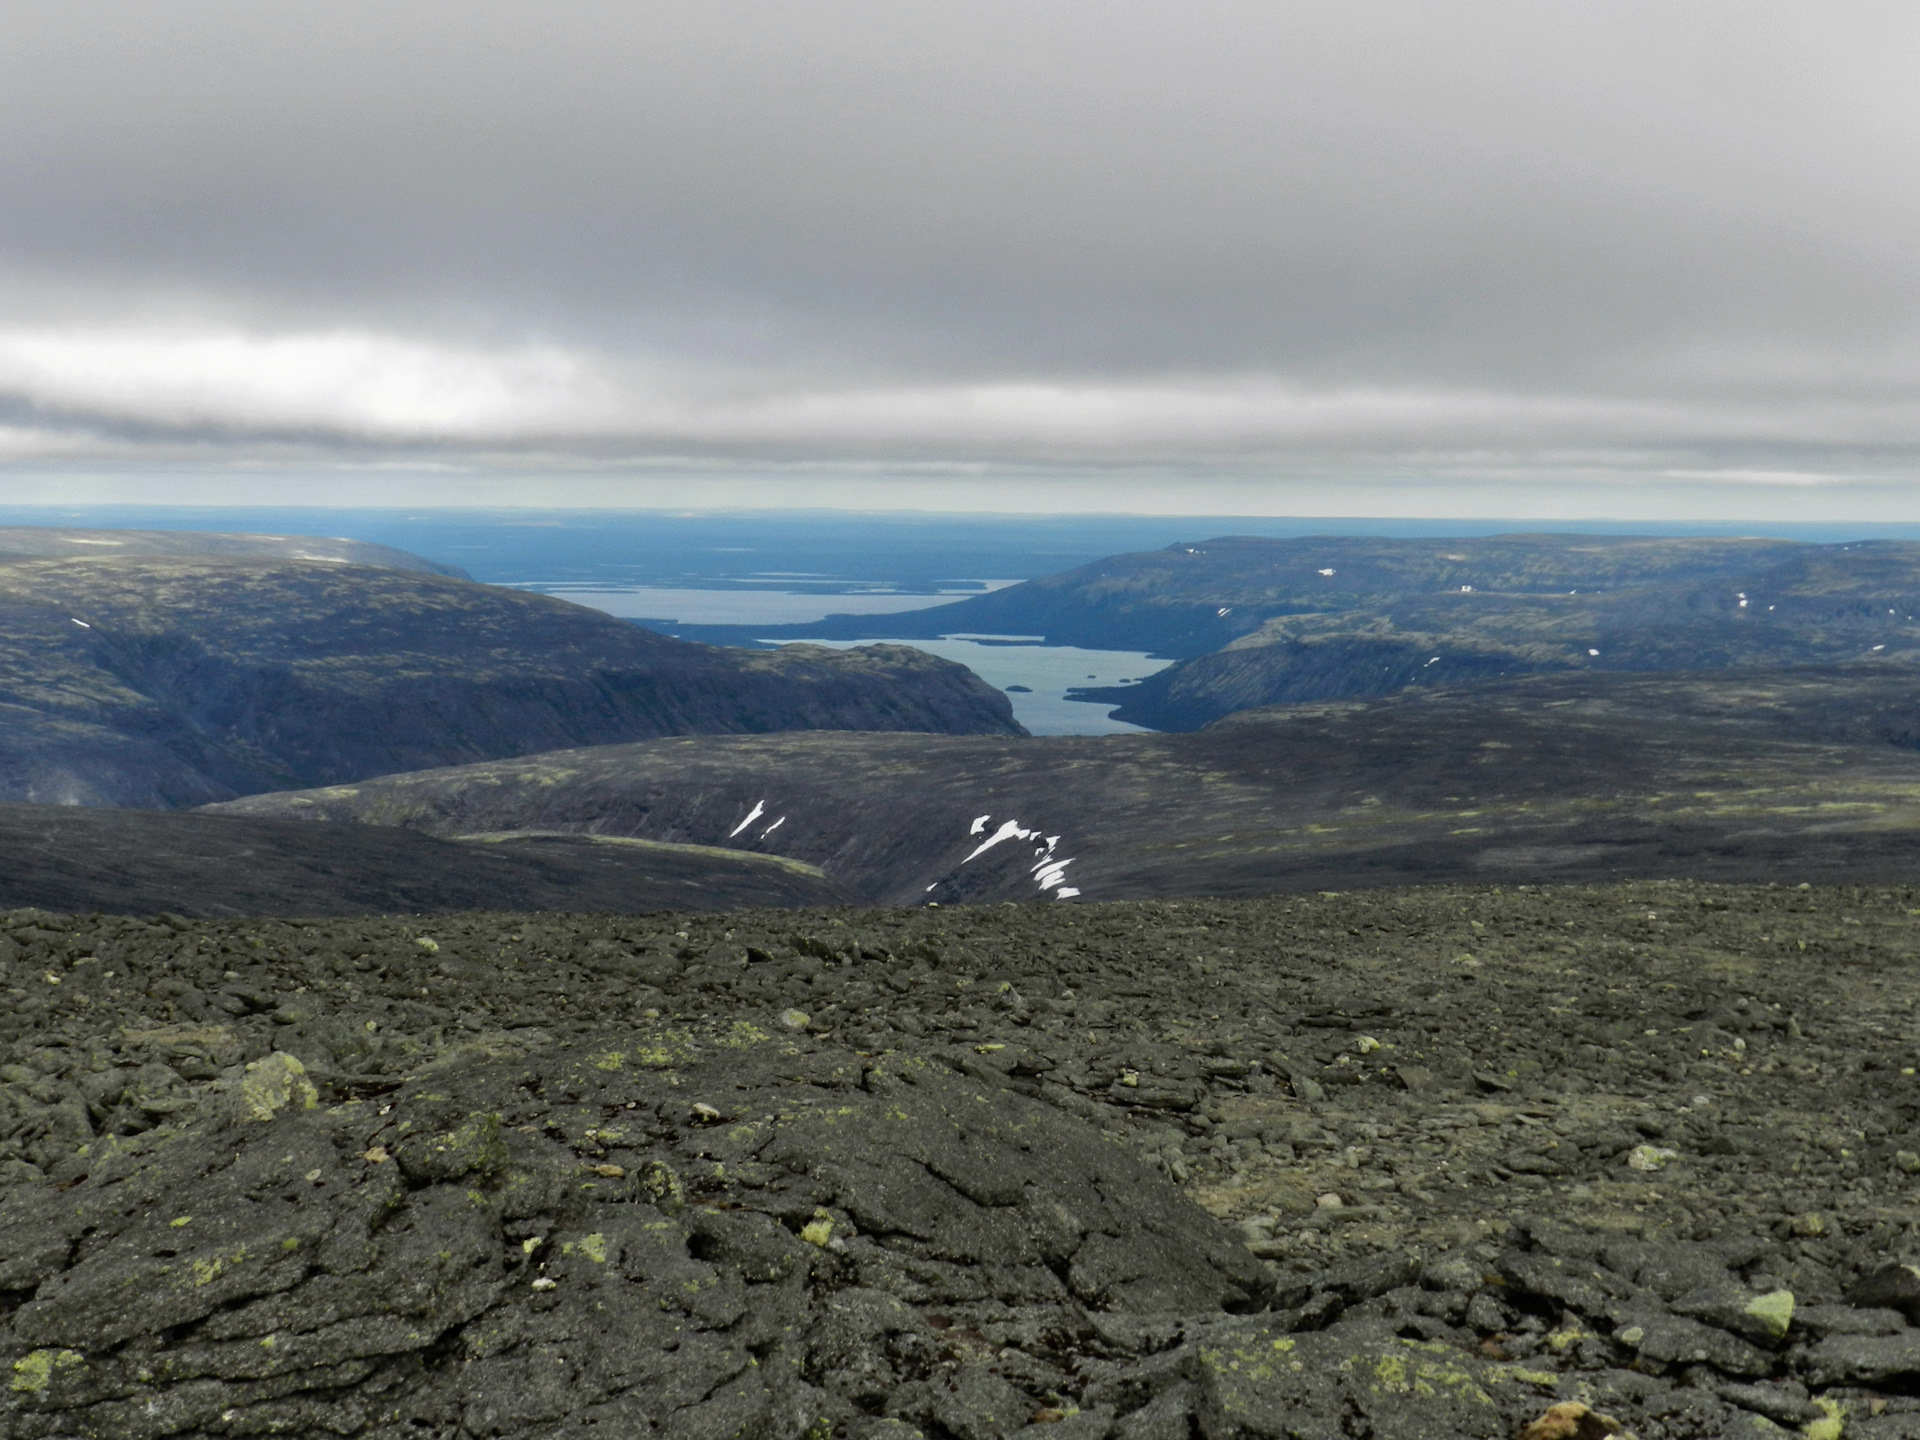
[3,523,1920,1438]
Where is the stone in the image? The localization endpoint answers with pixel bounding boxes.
[1499,1251,1626,1318]
[1794,1304,1908,1339]
[1623,1315,1772,1377]
[1465,1294,1509,1335]
[3,883,1920,1439]
[933,1367,1037,1440]
[231,1052,318,1122]
[1188,1316,1531,1440]
[0,1026,1273,1437]
[1847,1264,1920,1320]
[1669,1285,1794,1346]
[1713,1381,1819,1427]
[1012,1408,1115,1440]
[1517,1401,1629,1440]
[1311,1253,1421,1305]
[1799,1331,1920,1386]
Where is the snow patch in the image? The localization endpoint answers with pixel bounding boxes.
[952,814,1084,901]
[729,800,767,838]
[963,819,1036,863]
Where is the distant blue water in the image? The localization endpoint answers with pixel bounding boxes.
[7,506,1920,590]
[786,637,1175,736]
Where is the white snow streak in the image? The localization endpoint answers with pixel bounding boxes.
[729,800,767,838]
[963,819,1035,863]
[761,816,786,838]
[948,813,1085,901]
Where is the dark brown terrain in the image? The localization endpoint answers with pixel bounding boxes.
[211,661,1920,908]
[2,882,1916,1438]
[0,803,852,918]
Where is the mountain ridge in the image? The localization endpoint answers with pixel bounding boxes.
[0,550,1022,808]
[0,524,470,577]
[668,532,1920,730]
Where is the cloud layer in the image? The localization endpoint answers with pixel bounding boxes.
[2,2,1918,505]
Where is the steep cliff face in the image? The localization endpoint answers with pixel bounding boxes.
[0,556,1022,808]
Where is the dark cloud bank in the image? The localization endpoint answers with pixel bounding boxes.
[1,2,1917,510]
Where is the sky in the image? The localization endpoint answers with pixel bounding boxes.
[3,3,1920,517]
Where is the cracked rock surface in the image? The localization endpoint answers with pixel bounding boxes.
[3,880,1920,1438]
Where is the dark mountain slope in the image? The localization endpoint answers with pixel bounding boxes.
[673,532,1920,729]
[213,661,1920,906]
[0,555,1021,807]
[0,524,467,575]
[673,533,1813,655]
[1088,538,1920,728]
[0,803,852,916]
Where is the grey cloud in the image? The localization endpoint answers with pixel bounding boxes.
[0,2,1916,492]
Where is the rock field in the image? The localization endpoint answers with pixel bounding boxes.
[3,880,1918,1438]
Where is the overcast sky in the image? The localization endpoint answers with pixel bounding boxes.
[4,3,1920,515]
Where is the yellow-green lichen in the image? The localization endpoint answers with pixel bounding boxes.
[1744,1289,1794,1341]
[193,1245,249,1287]
[11,1349,83,1395]
[1803,1396,1846,1440]
[236,1053,318,1121]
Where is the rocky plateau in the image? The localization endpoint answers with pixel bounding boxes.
[1,882,1917,1438]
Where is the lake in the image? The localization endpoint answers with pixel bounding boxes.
[774,635,1173,735]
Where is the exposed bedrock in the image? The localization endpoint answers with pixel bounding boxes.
[3,884,1920,1436]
